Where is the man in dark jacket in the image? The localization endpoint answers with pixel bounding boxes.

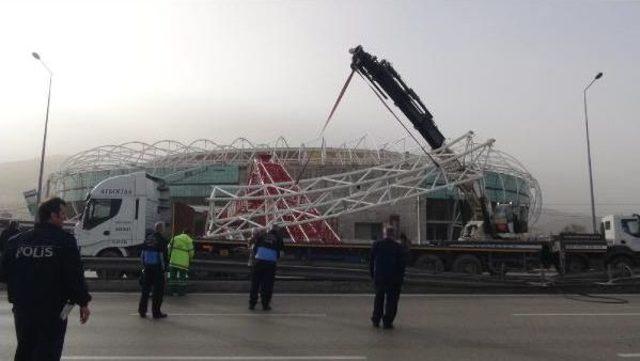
[249,224,284,311]
[138,222,169,319]
[369,226,406,329]
[0,197,91,361]
[0,220,20,255]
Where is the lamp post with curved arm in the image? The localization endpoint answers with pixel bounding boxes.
[32,52,53,222]
[583,72,603,233]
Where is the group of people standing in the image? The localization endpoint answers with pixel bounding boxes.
[139,222,286,317]
[141,221,408,328]
[138,222,195,319]
[0,197,407,361]
[245,224,407,329]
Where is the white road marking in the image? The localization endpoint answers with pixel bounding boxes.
[618,354,640,358]
[189,293,564,298]
[58,292,640,298]
[62,356,366,360]
[129,313,327,317]
[513,313,640,317]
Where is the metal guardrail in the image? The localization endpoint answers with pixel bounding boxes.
[81,257,587,287]
[83,257,372,281]
[0,257,635,293]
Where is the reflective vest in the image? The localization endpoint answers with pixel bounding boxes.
[141,249,163,267]
[168,233,194,269]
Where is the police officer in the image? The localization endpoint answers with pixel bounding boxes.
[138,222,169,319]
[249,224,284,311]
[0,197,91,361]
[369,226,406,329]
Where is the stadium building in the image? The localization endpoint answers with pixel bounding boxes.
[31,135,541,243]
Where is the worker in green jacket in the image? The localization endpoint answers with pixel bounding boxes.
[167,229,195,296]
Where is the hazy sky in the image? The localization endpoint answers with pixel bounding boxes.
[0,0,638,215]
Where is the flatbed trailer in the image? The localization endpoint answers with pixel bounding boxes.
[194,236,610,276]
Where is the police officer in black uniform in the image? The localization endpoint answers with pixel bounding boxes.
[138,222,168,319]
[369,226,406,329]
[0,197,92,361]
[249,224,283,311]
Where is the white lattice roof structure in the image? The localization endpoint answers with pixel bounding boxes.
[45,134,542,224]
[55,135,412,175]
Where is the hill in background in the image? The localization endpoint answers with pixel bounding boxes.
[0,155,68,218]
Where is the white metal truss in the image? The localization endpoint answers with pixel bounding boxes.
[207,132,495,240]
[46,135,410,201]
[53,135,410,176]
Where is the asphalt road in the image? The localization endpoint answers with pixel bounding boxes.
[2,292,640,360]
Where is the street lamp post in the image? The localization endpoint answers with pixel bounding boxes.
[32,52,53,222]
[583,72,603,233]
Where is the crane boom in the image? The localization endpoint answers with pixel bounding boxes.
[350,45,501,237]
[350,45,445,150]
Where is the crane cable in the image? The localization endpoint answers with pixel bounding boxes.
[321,69,356,134]
[305,67,446,186]
[296,69,356,185]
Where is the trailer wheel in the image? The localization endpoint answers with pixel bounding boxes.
[414,255,444,274]
[565,256,588,274]
[96,249,125,280]
[452,255,482,275]
[608,256,635,278]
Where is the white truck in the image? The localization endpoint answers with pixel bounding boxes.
[74,172,171,258]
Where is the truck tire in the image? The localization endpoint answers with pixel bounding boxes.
[565,256,588,274]
[608,256,635,278]
[96,249,125,280]
[452,255,482,275]
[414,254,444,274]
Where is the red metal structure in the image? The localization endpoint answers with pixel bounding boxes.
[242,154,341,244]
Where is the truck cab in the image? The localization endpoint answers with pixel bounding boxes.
[74,172,170,257]
[602,214,640,252]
